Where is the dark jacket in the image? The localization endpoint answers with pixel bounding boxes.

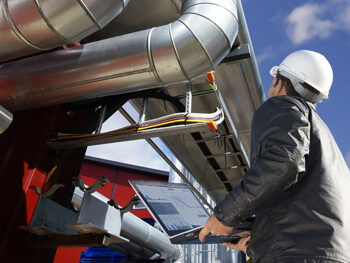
[214,96,350,263]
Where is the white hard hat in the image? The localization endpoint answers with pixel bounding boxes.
[270,50,333,102]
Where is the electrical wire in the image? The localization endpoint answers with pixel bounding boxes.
[50,76,223,144]
[49,108,224,142]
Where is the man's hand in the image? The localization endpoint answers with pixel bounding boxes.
[222,235,251,254]
[198,214,234,242]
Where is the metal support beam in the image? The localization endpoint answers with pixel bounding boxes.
[95,105,108,134]
[195,135,235,143]
[119,107,214,211]
[205,152,242,159]
[220,43,251,64]
[185,84,193,114]
[138,98,148,124]
[215,166,248,172]
[47,121,219,150]
[25,233,113,248]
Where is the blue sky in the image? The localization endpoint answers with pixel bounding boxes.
[242,0,350,167]
[87,0,350,169]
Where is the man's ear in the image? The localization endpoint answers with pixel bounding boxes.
[274,79,284,96]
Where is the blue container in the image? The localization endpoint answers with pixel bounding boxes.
[80,218,155,262]
[80,247,126,263]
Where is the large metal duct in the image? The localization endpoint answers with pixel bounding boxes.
[0,0,130,63]
[0,0,238,112]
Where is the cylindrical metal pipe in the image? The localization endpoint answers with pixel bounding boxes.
[0,104,13,134]
[0,0,238,112]
[109,242,159,260]
[0,0,130,63]
[72,187,183,261]
[121,212,183,260]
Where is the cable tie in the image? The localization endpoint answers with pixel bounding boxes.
[184,113,189,125]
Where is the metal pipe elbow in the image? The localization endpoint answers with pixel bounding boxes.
[0,0,130,62]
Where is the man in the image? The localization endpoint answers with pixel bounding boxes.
[199,50,350,263]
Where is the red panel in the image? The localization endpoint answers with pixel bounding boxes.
[80,162,117,198]
[53,247,88,263]
[54,160,168,263]
[79,161,167,219]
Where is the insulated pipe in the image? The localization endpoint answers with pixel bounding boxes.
[0,0,239,112]
[0,0,130,63]
[120,212,183,260]
[72,187,183,261]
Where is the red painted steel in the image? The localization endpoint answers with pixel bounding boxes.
[0,106,89,263]
[0,104,168,263]
[53,158,169,262]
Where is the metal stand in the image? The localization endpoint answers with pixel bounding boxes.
[20,177,128,247]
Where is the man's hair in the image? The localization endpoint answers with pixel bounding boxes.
[276,73,321,99]
[275,74,299,97]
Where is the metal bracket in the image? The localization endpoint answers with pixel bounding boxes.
[220,43,251,64]
[72,176,109,194]
[185,84,192,114]
[108,195,140,215]
[20,194,78,236]
[29,183,64,198]
[95,105,107,134]
[138,97,148,124]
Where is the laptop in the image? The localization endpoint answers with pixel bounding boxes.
[129,180,253,244]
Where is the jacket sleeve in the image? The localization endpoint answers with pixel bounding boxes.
[214,97,311,227]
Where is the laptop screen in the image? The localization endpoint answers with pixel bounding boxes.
[129,180,210,236]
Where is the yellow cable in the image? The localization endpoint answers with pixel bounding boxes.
[206,80,217,91]
[50,118,211,142]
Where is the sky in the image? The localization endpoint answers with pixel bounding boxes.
[87,0,350,170]
[242,0,350,167]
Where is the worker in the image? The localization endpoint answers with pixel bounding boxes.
[199,50,350,262]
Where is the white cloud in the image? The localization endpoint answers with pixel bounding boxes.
[334,0,350,31]
[286,3,335,45]
[255,45,287,66]
[256,50,271,65]
[86,139,170,171]
[285,0,350,45]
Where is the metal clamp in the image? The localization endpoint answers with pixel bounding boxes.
[108,195,140,215]
[29,183,64,198]
[72,176,109,194]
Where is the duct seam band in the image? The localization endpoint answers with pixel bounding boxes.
[169,23,192,82]
[3,0,48,51]
[177,18,215,70]
[77,0,102,30]
[34,0,72,43]
[182,11,232,52]
[147,28,166,86]
[183,2,238,22]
